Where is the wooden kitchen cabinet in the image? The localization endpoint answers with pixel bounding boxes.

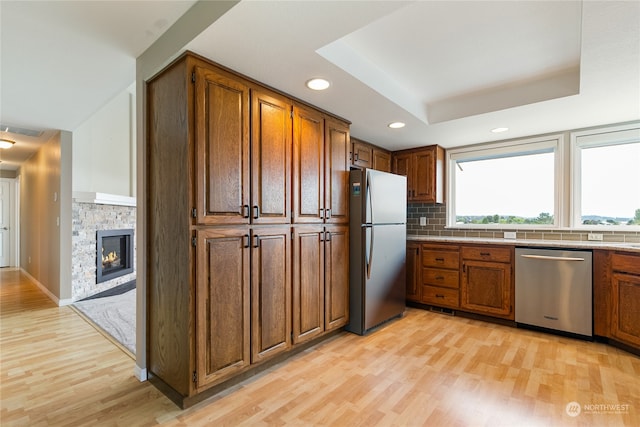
[406,242,421,302]
[147,52,350,407]
[324,117,350,224]
[421,243,460,308]
[292,224,349,343]
[372,148,391,172]
[610,252,640,348]
[324,225,350,331]
[251,90,292,224]
[351,138,391,172]
[460,245,514,319]
[392,145,445,203]
[195,227,250,388]
[251,226,292,363]
[292,105,350,225]
[352,139,373,169]
[194,65,250,225]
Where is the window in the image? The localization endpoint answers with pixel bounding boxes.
[448,137,561,228]
[572,125,640,228]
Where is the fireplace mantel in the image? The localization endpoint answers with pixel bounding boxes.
[73,192,136,207]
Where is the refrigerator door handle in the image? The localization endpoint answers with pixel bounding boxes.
[365,225,374,280]
[366,172,373,224]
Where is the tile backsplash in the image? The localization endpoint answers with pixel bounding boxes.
[407,203,640,244]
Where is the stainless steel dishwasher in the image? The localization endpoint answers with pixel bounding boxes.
[515,247,593,337]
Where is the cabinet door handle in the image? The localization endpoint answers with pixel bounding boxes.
[326,209,331,220]
[320,208,325,219]
[463,263,466,273]
[243,234,250,248]
[253,205,260,219]
[326,231,332,241]
[243,205,250,218]
[416,247,420,255]
[253,235,260,248]
[355,153,359,161]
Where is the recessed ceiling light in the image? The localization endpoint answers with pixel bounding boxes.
[306,78,330,91]
[491,127,509,133]
[0,139,15,149]
[388,122,405,129]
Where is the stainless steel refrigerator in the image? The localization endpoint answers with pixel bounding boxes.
[346,168,407,335]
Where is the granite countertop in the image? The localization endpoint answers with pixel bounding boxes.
[407,235,640,253]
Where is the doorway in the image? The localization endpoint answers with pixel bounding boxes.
[0,178,18,268]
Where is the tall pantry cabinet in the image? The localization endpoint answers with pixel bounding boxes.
[146,52,349,407]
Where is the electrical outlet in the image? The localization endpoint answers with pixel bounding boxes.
[419,217,427,226]
[503,231,517,239]
[588,233,603,241]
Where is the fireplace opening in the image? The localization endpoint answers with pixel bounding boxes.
[96,229,134,284]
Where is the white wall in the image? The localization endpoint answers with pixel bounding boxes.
[19,131,73,305]
[73,85,136,196]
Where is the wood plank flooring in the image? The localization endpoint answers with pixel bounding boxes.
[2,269,639,426]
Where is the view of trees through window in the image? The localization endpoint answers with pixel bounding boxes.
[454,151,555,226]
[580,142,640,226]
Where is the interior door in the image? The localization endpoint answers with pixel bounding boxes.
[0,180,11,267]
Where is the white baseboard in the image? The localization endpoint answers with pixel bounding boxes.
[20,269,70,306]
[134,364,148,382]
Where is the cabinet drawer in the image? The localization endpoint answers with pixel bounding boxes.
[422,250,459,269]
[461,246,511,263]
[421,285,459,308]
[422,268,459,289]
[612,253,640,276]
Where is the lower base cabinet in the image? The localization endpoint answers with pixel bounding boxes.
[292,225,349,345]
[196,226,291,388]
[406,242,421,302]
[596,251,640,350]
[460,245,514,319]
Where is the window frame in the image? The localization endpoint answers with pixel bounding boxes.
[446,134,565,229]
[570,123,640,230]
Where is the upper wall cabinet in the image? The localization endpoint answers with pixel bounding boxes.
[351,138,391,173]
[392,145,445,203]
[195,65,251,225]
[293,105,350,224]
[194,67,292,225]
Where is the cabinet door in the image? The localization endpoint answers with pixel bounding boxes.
[195,228,250,388]
[406,243,421,302]
[413,148,435,202]
[461,260,513,318]
[251,226,292,362]
[293,105,324,224]
[195,66,250,225]
[292,226,325,344]
[611,272,640,347]
[352,141,372,168]
[372,149,391,173]
[392,153,412,200]
[251,89,292,224]
[324,118,350,224]
[325,225,349,330]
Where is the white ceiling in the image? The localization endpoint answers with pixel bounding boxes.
[1,0,639,171]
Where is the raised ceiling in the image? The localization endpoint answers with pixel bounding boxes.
[1,0,639,171]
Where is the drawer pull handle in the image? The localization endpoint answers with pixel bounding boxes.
[435,258,445,262]
[435,294,445,298]
[435,276,444,280]
[480,252,490,256]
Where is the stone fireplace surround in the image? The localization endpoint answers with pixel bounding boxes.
[72,192,136,301]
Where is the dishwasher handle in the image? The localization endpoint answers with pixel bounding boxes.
[520,254,585,262]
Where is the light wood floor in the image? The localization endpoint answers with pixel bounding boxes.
[2,269,639,426]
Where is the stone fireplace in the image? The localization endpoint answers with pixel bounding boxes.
[72,192,136,300]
